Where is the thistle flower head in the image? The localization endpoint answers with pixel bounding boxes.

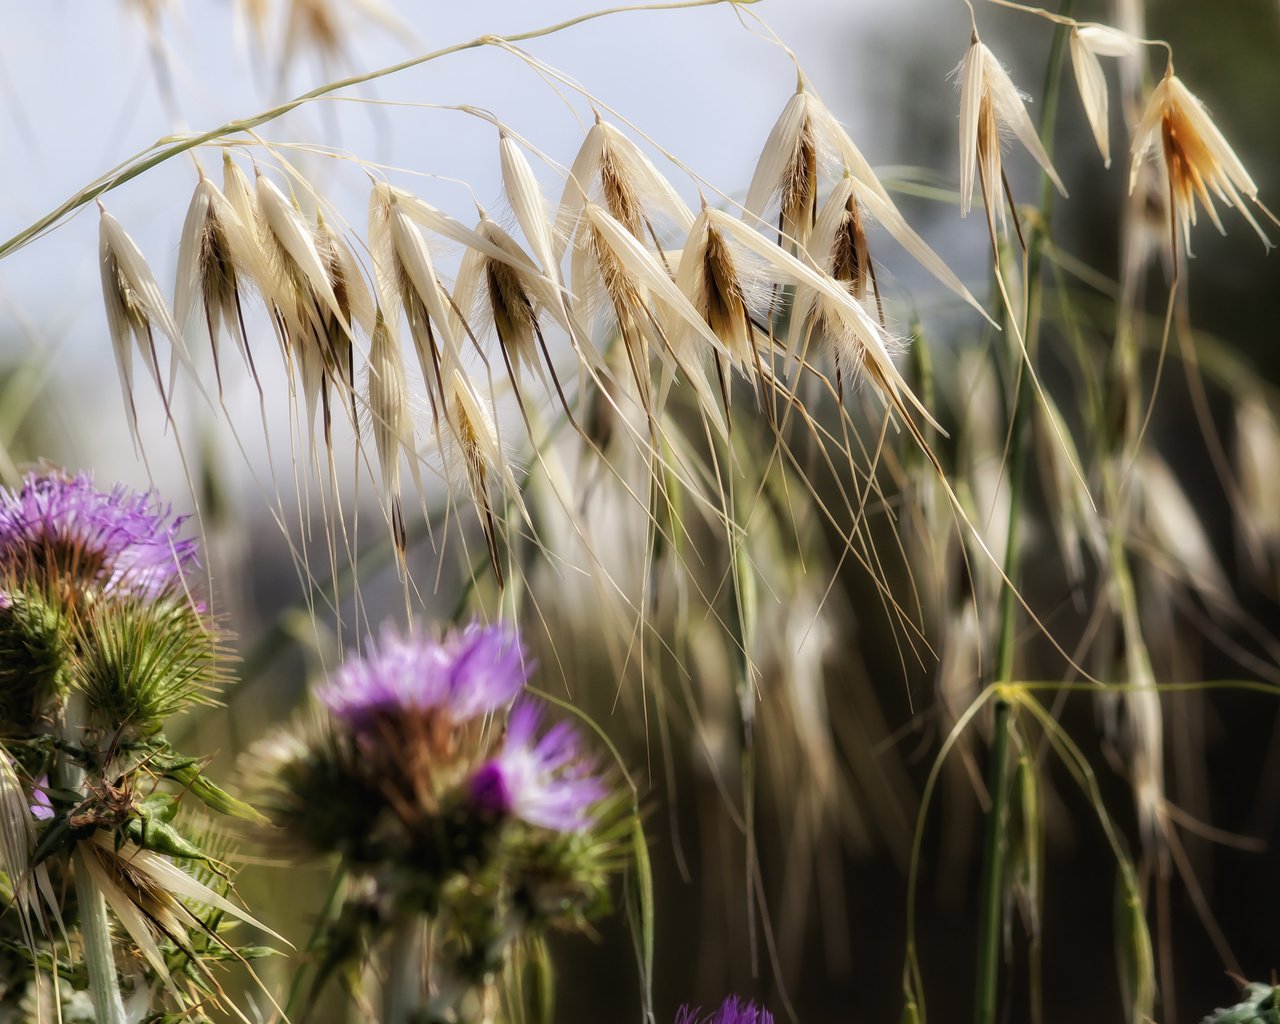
[1130,64,1273,254]
[317,621,529,729]
[469,699,605,832]
[0,471,197,602]
[675,998,774,1024]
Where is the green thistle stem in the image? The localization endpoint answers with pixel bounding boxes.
[384,916,425,1024]
[55,695,128,1024]
[73,849,128,1024]
[975,6,1073,1023]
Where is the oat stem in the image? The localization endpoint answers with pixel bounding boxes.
[975,7,1073,1023]
[0,0,757,262]
[974,695,1011,1024]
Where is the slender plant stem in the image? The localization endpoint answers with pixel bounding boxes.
[384,916,425,1024]
[973,695,1011,1024]
[0,0,756,261]
[975,7,1074,1023]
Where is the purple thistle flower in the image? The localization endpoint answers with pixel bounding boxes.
[319,621,530,728]
[674,999,774,1024]
[0,471,197,600]
[469,699,606,832]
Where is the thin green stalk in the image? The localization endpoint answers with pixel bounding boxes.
[973,696,1011,1024]
[383,917,425,1024]
[976,7,1073,1023]
[0,0,757,261]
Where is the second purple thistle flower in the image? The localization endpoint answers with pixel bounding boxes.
[317,621,531,729]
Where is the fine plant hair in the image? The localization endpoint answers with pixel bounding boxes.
[1,1,1279,1023]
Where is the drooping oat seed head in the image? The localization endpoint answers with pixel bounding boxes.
[758,87,991,323]
[557,115,695,260]
[958,36,1068,233]
[174,172,265,396]
[704,206,942,432]
[1236,396,1280,570]
[365,311,413,545]
[1130,64,1274,255]
[745,84,825,249]
[98,203,189,437]
[454,213,556,379]
[674,204,771,399]
[443,367,525,585]
[575,202,729,429]
[1069,25,1138,168]
[313,214,375,433]
[468,698,605,832]
[254,169,357,434]
[1135,453,1231,604]
[369,182,463,418]
[791,174,880,381]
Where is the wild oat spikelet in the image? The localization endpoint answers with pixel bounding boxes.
[174,171,264,396]
[313,214,375,435]
[750,85,989,322]
[1130,64,1275,254]
[365,311,413,548]
[558,115,695,259]
[574,202,728,427]
[443,368,523,587]
[368,182,462,420]
[745,85,824,250]
[958,34,1067,232]
[1068,25,1137,169]
[98,202,189,439]
[454,212,558,378]
[675,206,761,374]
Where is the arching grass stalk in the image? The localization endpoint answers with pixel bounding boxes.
[975,6,1074,1024]
[0,0,758,262]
